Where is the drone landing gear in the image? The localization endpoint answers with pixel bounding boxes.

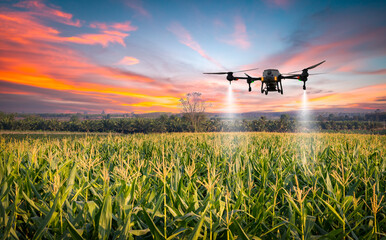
[248,83,252,92]
[277,81,283,94]
[261,82,270,95]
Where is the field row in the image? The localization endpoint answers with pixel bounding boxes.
[0,133,385,239]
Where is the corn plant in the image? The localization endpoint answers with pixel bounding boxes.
[0,132,384,239]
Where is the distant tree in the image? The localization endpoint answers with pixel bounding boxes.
[156,114,169,132]
[279,114,291,132]
[258,116,267,131]
[81,120,93,132]
[179,92,209,132]
[0,112,16,130]
[375,109,380,121]
[70,114,80,122]
[316,115,324,121]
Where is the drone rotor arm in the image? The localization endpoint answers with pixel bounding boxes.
[281,74,301,79]
[233,76,261,81]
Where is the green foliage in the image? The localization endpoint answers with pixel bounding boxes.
[1,112,384,133]
[0,132,385,239]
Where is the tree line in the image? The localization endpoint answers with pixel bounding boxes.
[0,112,383,134]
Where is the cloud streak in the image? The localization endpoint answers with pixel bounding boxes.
[0,2,185,113]
[168,22,224,69]
[247,7,386,80]
[222,16,251,49]
[14,0,81,26]
[117,56,140,65]
[124,0,151,18]
[262,0,292,8]
[0,11,136,47]
[0,1,384,114]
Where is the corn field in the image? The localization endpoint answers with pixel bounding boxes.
[0,132,385,239]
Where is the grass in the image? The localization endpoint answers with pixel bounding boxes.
[0,132,385,239]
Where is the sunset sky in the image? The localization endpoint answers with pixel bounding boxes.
[0,0,385,113]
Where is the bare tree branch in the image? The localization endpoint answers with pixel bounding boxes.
[179,92,209,132]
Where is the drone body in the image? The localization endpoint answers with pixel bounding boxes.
[205,61,326,95]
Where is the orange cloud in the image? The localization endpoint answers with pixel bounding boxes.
[112,21,138,31]
[307,84,386,108]
[117,56,140,65]
[203,80,385,114]
[65,32,129,47]
[0,69,180,108]
[0,4,186,113]
[0,12,134,47]
[168,22,224,69]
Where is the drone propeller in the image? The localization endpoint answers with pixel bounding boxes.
[203,67,258,75]
[308,73,325,75]
[282,60,326,75]
[203,71,229,74]
[282,70,301,75]
[233,67,259,73]
[305,60,326,70]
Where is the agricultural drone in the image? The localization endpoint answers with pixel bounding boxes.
[204,60,326,95]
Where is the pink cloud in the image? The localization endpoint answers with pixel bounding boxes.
[285,28,386,72]
[0,5,186,113]
[353,69,386,75]
[111,21,138,31]
[223,16,251,49]
[168,22,224,69]
[0,9,137,47]
[124,0,151,17]
[83,21,137,47]
[245,24,386,76]
[213,19,225,28]
[90,21,137,32]
[262,0,291,8]
[65,32,129,47]
[14,0,81,26]
[117,56,140,65]
[306,84,386,110]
